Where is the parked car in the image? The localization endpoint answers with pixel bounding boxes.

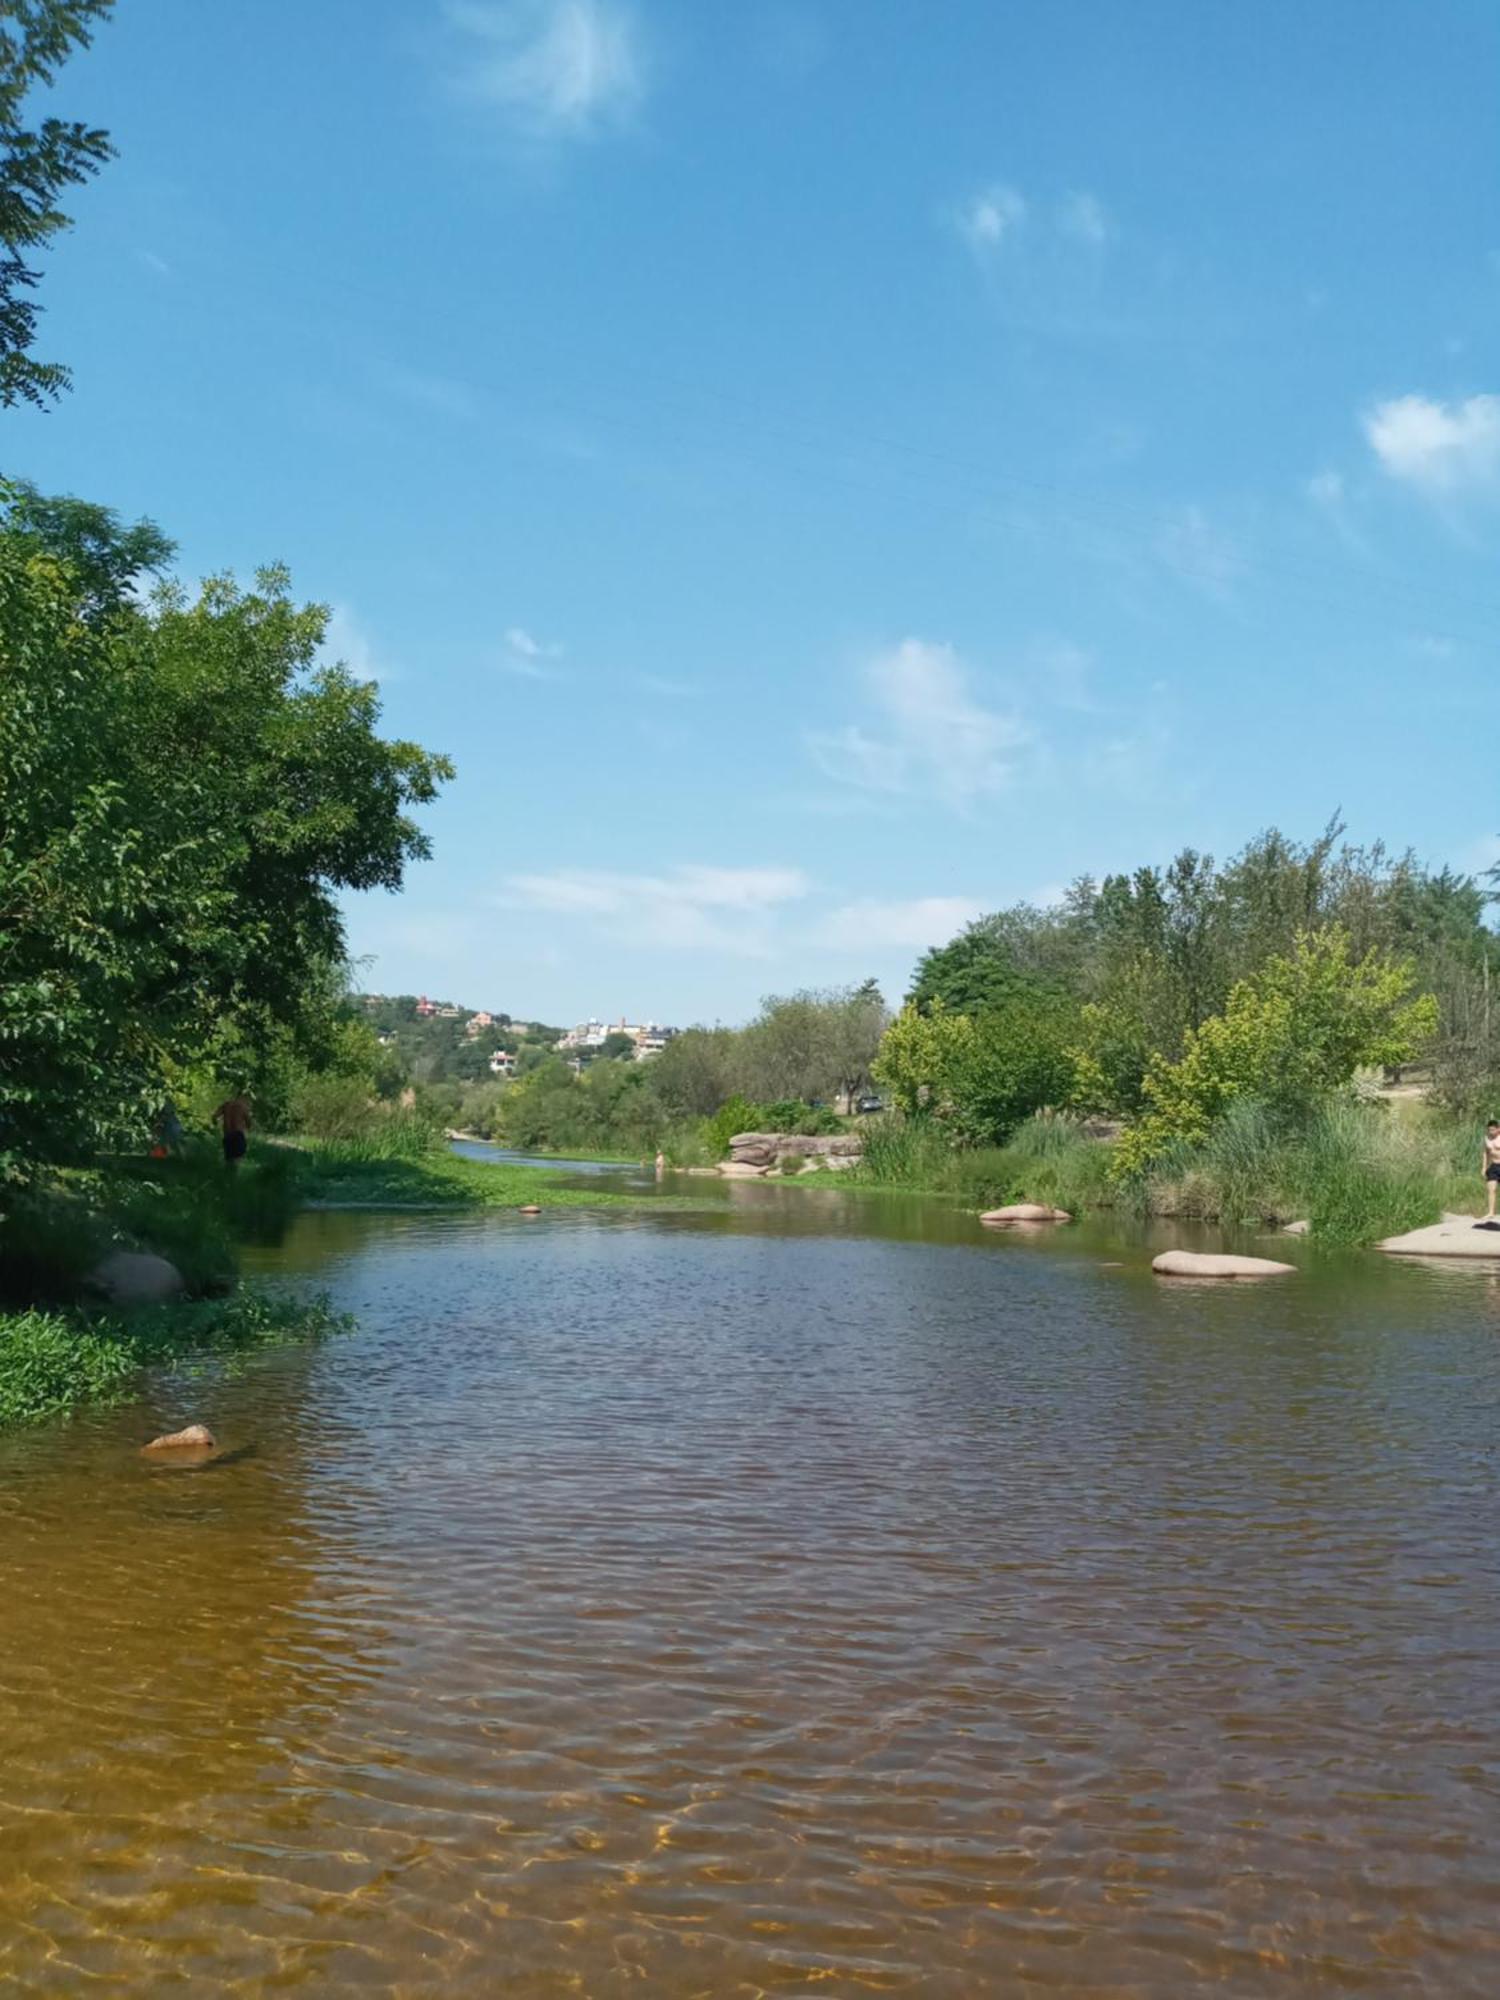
[855,1094,885,1115]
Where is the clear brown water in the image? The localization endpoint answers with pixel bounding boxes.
[5,1176,1500,1995]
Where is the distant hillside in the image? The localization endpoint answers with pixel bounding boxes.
[355,994,562,1085]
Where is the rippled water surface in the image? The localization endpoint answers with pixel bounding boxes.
[5,1179,1500,1995]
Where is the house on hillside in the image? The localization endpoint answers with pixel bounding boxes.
[465,1010,496,1038]
[415,995,435,1018]
[488,1049,516,1077]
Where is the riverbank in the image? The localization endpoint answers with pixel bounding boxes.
[0,1292,350,1427]
[852,1100,1487,1247]
[284,1140,666,1209]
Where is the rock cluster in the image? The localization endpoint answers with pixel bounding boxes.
[980,1204,1072,1225]
[723,1132,864,1176]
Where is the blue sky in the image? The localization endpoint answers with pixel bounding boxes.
[10,0,1500,1024]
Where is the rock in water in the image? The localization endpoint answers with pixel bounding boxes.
[1152,1251,1295,1279]
[518,1204,541,1215]
[980,1204,1072,1225]
[142,1424,216,1455]
[87,1250,186,1306]
[1281,1219,1312,1236]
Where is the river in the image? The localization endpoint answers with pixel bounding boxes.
[3,1158,1500,1994]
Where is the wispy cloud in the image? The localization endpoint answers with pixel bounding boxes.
[1154,504,1246,598]
[821,896,983,952]
[502,625,564,677]
[323,605,397,685]
[501,864,809,953]
[447,0,646,141]
[1364,393,1500,496]
[954,181,1112,259]
[1305,468,1371,556]
[956,184,1026,253]
[1057,190,1112,246]
[808,639,1030,812]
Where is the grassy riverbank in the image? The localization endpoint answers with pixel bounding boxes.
[854,1101,1485,1247]
[0,1292,350,1428]
[283,1137,659,1208]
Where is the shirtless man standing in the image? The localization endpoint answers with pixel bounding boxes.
[213,1090,252,1167]
[1479,1119,1500,1227]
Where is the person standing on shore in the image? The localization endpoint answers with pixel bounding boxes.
[1479,1120,1500,1227]
[213,1090,252,1168]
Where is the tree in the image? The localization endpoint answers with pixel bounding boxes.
[875,995,1076,1144]
[1113,929,1439,1177]
[0,488,453,1183]
[0,1,115,407]
[598,1031,635,1062]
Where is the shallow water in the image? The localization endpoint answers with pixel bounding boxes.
[4,1180,1500,1994]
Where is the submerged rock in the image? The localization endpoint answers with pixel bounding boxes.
[1153,1251,1295,1279]
[518,1204,542,1215]
[1281,1219,1312,1236]
[87,1250,186,1305]
[980,1204,1072,1225]
[142,1423,216,1455]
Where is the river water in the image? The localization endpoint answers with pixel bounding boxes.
[4,1162,1500,1995]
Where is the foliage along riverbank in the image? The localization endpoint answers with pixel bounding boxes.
[853,1098,1485,1248]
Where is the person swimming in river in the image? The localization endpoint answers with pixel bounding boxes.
[1478,1119,1500,1229]
[213,1090,252,1167]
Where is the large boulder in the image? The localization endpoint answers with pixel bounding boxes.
[1153,1251,1295,1279]
[720,1160,770,1178]
[980,1203,1072,1225]
[1380,1215,1500,1258]
[728,1132,864,1170]
[87,1250,185,1306]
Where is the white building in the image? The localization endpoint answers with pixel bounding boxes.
[488,1049,517,1077]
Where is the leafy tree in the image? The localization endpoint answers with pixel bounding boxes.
[876,996,1075,1144]
[1113,929,1439,1177]
[0,1,115,407]
[648,1026,736,1120]
[598,1030,635,1061]
[0,489,453,1183]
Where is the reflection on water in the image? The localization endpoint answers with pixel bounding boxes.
[4,1191,1500,1993]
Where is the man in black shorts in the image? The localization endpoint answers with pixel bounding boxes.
[1479,1119,1500,1227]
[213,1091,252,1167]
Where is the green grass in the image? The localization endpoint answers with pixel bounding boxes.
[285,1139,667,1209]
[0,1292,350,1428]
[853,1112,1112,1214]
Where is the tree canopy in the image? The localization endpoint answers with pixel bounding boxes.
[0,485,453,1183]
[0,1,115,406]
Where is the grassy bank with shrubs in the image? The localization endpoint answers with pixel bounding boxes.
[854,1099,1486,1247]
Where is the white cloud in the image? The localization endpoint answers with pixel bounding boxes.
[502,625,564,677]
[821,896,982,951]
[957,184,1026,251]
[1058,190,1111,246]
[323,605,396,685]
[447,0,645,139]
[808,638,1030,812]
[1364,393,1500,495]
[502,864,809,953]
